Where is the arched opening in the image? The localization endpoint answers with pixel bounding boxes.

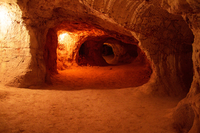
[76,37,140,66]
[102,44,114,64]
[76,38,108,66]
[102,39,139,65]
[44,22,153,89]
[1,1,198,133]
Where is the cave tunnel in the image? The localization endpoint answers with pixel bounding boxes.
[0,1,198,133]
[102,44,115,64]
[77,37,139,66]
[44,22,153,89]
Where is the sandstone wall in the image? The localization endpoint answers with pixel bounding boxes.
[80,0,194,95]
[13,0,193,96]
[0,1,194,93]
[154,0,200,132]
[16,0,199,130]
[0,1,46,87]
[0,2,32,87]
[0,0,199,132]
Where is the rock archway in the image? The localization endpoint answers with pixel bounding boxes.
[0,0,199,132]
[3,0,192,95]
[43,22,152,88]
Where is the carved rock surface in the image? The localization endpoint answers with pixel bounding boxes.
[152,0,200,132]
[0,0,199,131]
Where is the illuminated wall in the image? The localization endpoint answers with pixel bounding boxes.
[55,25,105,70]
[0,0,194,93]
[0,2,31,86]
[57,31,81,69]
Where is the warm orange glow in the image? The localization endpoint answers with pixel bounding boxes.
[0,7,11,25]
[0,6,12,38]
[56,27,106,69]
[57,31,76,55]
[58,32,70,44]
[57,31,80,69]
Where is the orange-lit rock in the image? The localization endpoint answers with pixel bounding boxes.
[0,0,199,132]
[0,2,32,87]
[55,23,106,68]
[153,0,200,132]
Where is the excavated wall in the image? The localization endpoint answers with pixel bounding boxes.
[0,0,199,132]
[0,2,33,86]
[152,0,200,132]
[0,0,193,94]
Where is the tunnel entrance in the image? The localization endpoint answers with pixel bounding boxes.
[102,44,115,64]
[77,37,139,66]
[44,22,152,89]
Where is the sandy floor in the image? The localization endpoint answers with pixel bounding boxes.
[0,63,181,133]
[51,61,152,90]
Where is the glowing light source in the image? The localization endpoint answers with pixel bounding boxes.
[57,31,80,68]
[0,5,12,37]
[58,32,70,44]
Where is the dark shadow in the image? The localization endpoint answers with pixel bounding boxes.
[102,44,115,64]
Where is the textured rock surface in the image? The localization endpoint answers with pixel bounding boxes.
[80,0,194,96]
[173,103,195,133]
[152,0,200,132]
[9,0,193,95]
[44,22,140,71]
[0,2,31,87]
[103,39,138,65]
[55,23,107,67]
[0,0,199,131]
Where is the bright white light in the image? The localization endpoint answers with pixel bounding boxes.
[58,33,69,43]
[57,31,79,66]
[0,8,7,20]
[0,6,12,36]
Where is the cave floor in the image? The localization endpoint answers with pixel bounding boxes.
[51,61,152,90]
[0,63,181,133]
[0,85,181,133]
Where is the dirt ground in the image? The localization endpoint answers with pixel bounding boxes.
[0,62,182,133]
[51,60,152,90]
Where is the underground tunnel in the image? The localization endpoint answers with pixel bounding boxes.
[102,43,115,64]
[0,0,199,133]
[44,22,152,89]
